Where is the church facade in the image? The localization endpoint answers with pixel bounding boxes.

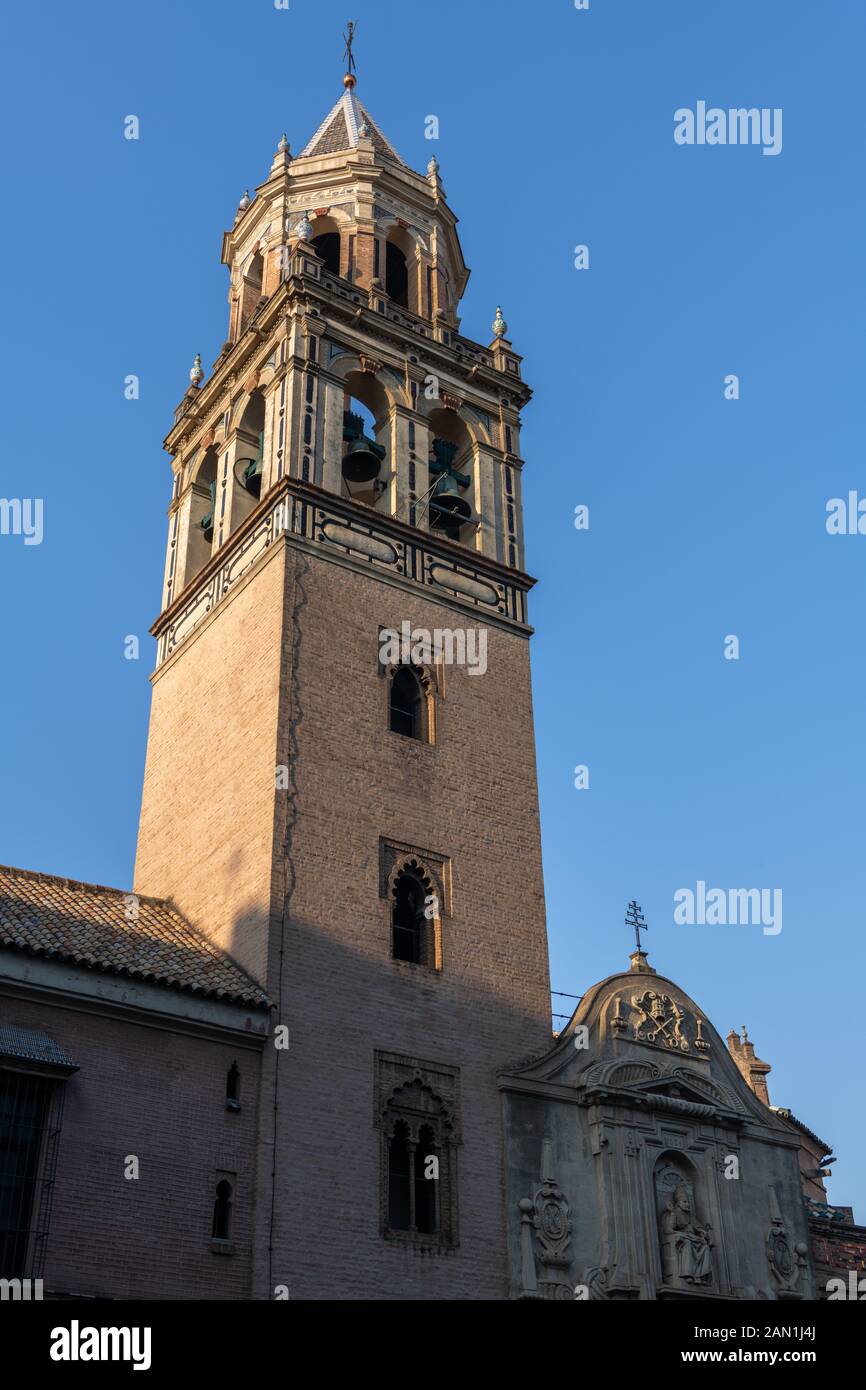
[0,64,862,1302]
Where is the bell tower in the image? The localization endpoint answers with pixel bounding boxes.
[134,49,551,1299]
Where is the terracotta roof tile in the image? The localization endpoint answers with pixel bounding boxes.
[0,865,269,1009]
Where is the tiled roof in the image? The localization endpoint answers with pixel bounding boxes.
[300,88,407,167]
[771,1105,833,1156]
[0,865,269,1009]
[0,1024,79,1072]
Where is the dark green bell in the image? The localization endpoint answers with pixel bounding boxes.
[238,456,263,500]
[428,437,472,534]
[200,480,216,544]
[234,429,265,500]
[429,471,473,527]
[342,410,386,484]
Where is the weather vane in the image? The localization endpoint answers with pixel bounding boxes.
[626,900,648,953]
[343,20,357,81]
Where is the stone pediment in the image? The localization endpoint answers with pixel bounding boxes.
[499,957,796,1134]
[580,1059,743,1119]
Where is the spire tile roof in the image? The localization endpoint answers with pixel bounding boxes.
[299,88,407,167]
[0,864,269,1009]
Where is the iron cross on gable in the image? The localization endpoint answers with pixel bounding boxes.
[626,899,647,953]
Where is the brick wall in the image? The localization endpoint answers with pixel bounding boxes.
[256,544,552,1299]
[0,993,261,1300]
[134,533,552,1299]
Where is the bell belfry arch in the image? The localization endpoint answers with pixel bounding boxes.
[133,56,552,1299]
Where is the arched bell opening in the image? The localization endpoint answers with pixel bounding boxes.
[341,369,390,507]
[232,390,266,526]
[187,445,219,577]
[310,216,342,277]
[384,226,416,311]
[425,407,477,545]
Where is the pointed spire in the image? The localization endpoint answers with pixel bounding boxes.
[298,53,407,167]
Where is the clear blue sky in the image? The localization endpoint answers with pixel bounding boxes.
[1,1,863,1211]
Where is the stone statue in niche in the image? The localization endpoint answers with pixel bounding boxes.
[656,1167,713,1286]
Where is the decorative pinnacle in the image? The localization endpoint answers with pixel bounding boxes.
[277,132,290,155]
[238,189,251,211]
[492,305,508,338]
[189,353,204,387]
[343,20,357,88]
[427,153,440,177]
[625,900,648,955]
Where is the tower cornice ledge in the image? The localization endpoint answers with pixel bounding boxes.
[166,277,529,460]
[150,474,537,668]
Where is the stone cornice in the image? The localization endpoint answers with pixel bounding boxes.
[166,274,530,462]
[151,474,535,665]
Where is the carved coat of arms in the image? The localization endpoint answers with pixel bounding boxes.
[631,990,690,1052]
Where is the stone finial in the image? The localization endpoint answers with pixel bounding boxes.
[189,353,204,387]
[492,305,508,338]
[727,1025,772,1104]
[358,119,370,138]
[294,211,314,241]
[277,132,290,155]
[628,948,655,974]
[238,190,251,212]
[427,153,440,177]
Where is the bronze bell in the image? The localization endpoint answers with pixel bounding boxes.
[342,410,386,484]
[428,438,472,535]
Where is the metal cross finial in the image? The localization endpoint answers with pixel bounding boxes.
[625,900,648,953]
[343,20,357,77]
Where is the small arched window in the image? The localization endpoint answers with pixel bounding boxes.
[390,665,423,739]
[381,1076,457,1247]
[392,870,426,964]
[212,1180,233,1241]
[225,1062,240,1111]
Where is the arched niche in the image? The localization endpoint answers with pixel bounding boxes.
[653,1153,714,1289]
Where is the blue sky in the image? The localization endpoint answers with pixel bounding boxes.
[1,1,863,1211]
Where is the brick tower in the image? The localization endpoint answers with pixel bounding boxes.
[134,56,551,1299]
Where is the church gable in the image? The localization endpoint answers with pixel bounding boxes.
[500,946,814,1301]
[506,956,787,1133]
